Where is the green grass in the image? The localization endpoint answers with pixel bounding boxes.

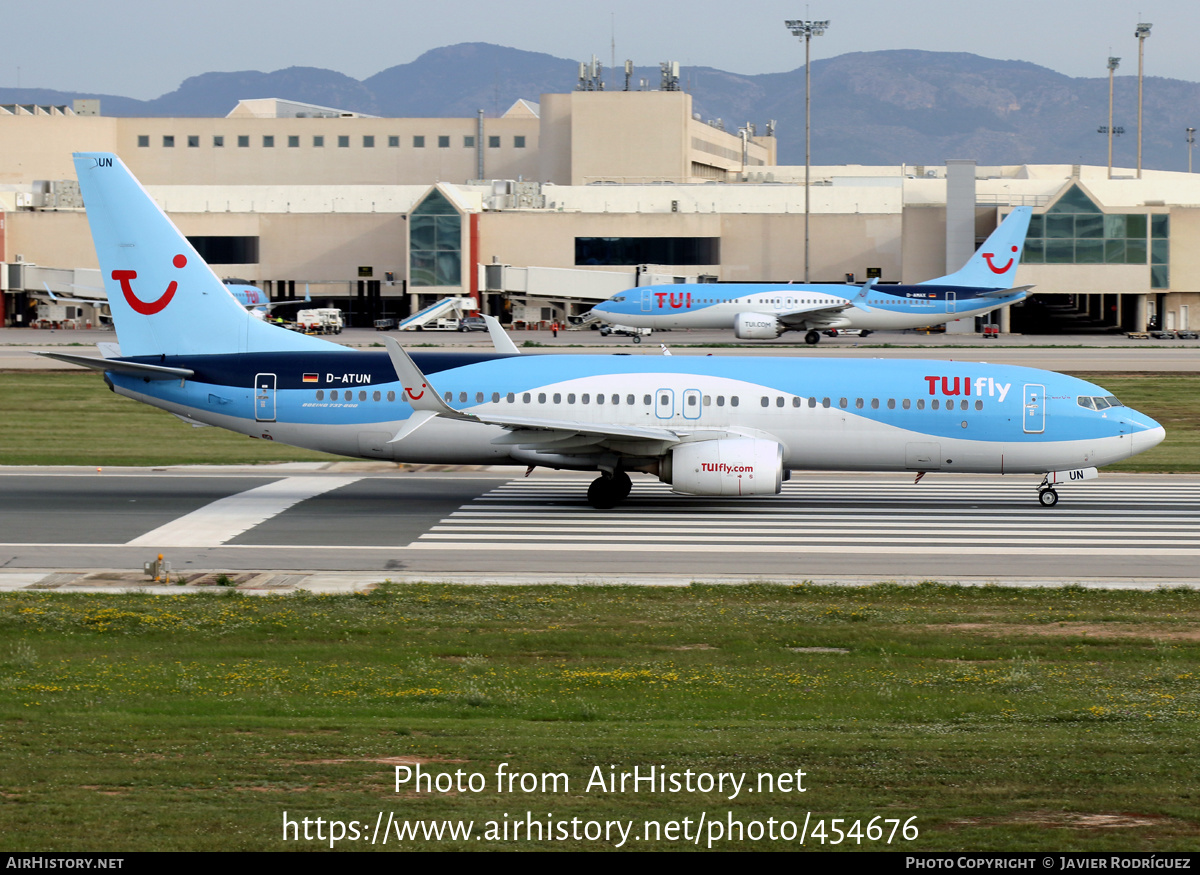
[2,371,1196,471]
[1,583,1198,851]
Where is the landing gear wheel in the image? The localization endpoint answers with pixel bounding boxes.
[587,475,624,509]
[611,470,632,500]
[1038,488,1059,508]
[805,330,821,345]
[632,336,641,344]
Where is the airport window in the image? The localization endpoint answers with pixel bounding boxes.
[363,136,375,148]
[576,237,720,266]
[413,136,425,148]
[464,136,475,148]
[1022,186,1155,266]
[238,135,249,147]
[338,135,349,147]
[389,136,400,147]
[514,136,526,148]
[373,390,381,402]
[489,136,501,148]
[288,135,299,147]
[187,135,199,148]
[163,135,175,147]
[316,390,324,400]
[438,135,450,148]
[138,135,149,147]
[185,236,259,264]
[313,135,324,147]
[387,391,396,402]
[410,189,462,287]
[262,135,273,147]
[213,135,224,147]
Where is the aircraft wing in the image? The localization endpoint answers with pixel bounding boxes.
[777,279,875,326]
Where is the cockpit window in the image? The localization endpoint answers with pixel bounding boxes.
[1078,395,1123,410]
[1078,396,1096,410]
[1104,395,1123,408]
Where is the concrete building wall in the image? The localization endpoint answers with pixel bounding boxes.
[719,213,902,283]
[900,207,946,283]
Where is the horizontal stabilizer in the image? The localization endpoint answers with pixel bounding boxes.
[35,351,194,380]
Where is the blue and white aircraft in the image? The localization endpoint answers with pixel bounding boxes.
[589,207,1034,344]
[41,154,1164,509]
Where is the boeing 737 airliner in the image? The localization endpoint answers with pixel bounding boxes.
[40,154,1164,509]
[588,207,1033,344]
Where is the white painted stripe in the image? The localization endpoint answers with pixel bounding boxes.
[403,542,1200,556]
[125,476,362,547]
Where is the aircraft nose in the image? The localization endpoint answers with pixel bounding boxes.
[1128,412,1165,457]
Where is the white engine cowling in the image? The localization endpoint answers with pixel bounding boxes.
[667,439,783,496]
[734,312,782,339]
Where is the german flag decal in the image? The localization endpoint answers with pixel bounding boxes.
[302,373,319,383]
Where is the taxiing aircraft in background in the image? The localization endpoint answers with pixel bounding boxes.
[588,207,1033,344]
[39,156,1162,509]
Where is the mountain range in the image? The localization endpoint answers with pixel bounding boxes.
[4,42,1199,172]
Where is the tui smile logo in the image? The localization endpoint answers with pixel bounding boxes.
[112,253,187,314]
[981,245,1019,275]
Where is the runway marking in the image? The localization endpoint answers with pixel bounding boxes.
[404,476,1200,557]
[124,475,362,547]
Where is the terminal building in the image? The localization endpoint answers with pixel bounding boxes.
[1,85,1197,334]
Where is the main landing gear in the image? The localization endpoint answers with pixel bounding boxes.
[805,330,821,345]
[587,470,632,509]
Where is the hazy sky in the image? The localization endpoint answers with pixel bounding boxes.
[9,0,1197,99]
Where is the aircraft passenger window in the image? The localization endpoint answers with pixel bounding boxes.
[871,399,880,409]
[475,392,484,403]
[1078,397,1096,410]
[808,397,817,408]
[491,392,500,403]
[822,398,831,408]
[931,400,940,410]
[761,397,770,408]
[459,392,468,403]
[596,394,605,405]
[660,394,669,406]
[975,400,983,410]
[731,396,739,407]
[960,400,969,411]
[538,393,547,403]
[316,390,324,400]
[916,400,924,410]
[776,397,785,407]
[688,395,697,407]
[359,391,367,401]
[885,399,893,409]
[330,390,339,401]
[582,394,590,404]
[792,397,802,407]
[523,393,531,403]
[553,393,562,404]
[902,399,909,409]
[717,396,725,407]
[644,395,652,405]
[705,396,712,406]
[388,391,396,402]
[855,398,864,409]
[568,393,576,404]
[627,395,635,405]
[373,391,382,402]
[839,398,848,409]
[612,394,620,405]
[507,392,515,403]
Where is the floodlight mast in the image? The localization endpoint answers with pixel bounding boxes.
[1107,56,1120,179]
[1136,22,1151,179]
[1188,127,1196,174]
[785,19,829,283]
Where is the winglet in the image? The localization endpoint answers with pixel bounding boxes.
[848,278,875,312]
[382,335,476,421]
[482,314,520,355]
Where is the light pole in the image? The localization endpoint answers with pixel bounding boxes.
[785,18,829,283]
[1107,56,1119,178]
[1136,22,1151,179]
[1188,127,1196,173]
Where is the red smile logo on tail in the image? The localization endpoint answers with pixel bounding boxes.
[405,384,426,401]
[982,245,1019,275]
[112,253,187,315]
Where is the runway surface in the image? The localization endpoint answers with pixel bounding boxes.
[2,469,1197,587]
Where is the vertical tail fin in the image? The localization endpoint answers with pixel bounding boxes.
[924,206,1032,289]
[73,152,333,357]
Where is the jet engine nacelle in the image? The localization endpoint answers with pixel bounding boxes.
[666,438,783,496]
[734,313,782,339]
